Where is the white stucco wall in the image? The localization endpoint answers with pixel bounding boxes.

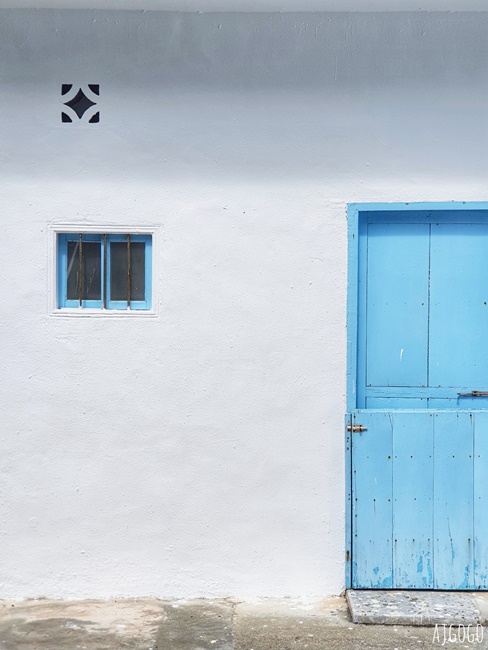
[1,9,488,599]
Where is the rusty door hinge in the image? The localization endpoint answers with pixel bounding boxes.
[347,424,367,433]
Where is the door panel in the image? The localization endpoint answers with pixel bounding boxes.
[432,411,474,589]
[351,409,488,589]
[366,223,430,388]
[430,224,488,388]
[352,411,393,588]
[474,411,488,589]
[392,411,434,589]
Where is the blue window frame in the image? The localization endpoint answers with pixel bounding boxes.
[57,233,152,310]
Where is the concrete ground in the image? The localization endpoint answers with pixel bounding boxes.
[0,595,486,650]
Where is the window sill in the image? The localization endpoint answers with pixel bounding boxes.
[49,308,158,319]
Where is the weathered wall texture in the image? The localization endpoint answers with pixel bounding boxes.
[2,1,488,11]
[1,10,487,599]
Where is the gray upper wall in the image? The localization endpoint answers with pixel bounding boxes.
[2,10,488,89]
[2,9,487,183]
[1,0,488,10]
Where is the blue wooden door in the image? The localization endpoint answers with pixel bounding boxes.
[350,209,488,589]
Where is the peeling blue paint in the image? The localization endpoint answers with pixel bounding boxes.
[348,204,488,590]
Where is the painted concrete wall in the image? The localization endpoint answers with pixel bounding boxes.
[3,0,488,11]
[1,9,488,599]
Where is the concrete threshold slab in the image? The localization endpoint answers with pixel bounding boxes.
[347,590,484,626]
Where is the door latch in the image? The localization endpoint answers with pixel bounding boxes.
[457,391,488,397]
[347,424,368,432]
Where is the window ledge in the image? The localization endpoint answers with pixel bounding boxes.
[49,308,158,318]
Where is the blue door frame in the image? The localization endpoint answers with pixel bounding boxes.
[346,201,488,590]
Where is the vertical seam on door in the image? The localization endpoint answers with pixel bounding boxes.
[427,222,432,391]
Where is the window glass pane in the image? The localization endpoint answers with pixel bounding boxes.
[110,242,128,301]
[82,242,101,300]
[110,241,146,302]
[66,241,79,300]
[130,242,145,301]
[66,240,101,301]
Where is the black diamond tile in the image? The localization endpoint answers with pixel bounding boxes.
[64,89,96,119]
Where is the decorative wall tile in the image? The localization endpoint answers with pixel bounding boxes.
[62,84,100,123]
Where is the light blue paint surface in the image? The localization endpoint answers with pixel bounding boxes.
[351,410,487,589]
[430,224,488,388]
[347,203,488,590]
[366,222,429,389]
[474,411,488,589]
[433,411,474,589]
[392,411,434,589]
[352,410,393,589]
[58,233,152,310]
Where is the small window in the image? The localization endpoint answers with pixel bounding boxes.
[57,233,152,310]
